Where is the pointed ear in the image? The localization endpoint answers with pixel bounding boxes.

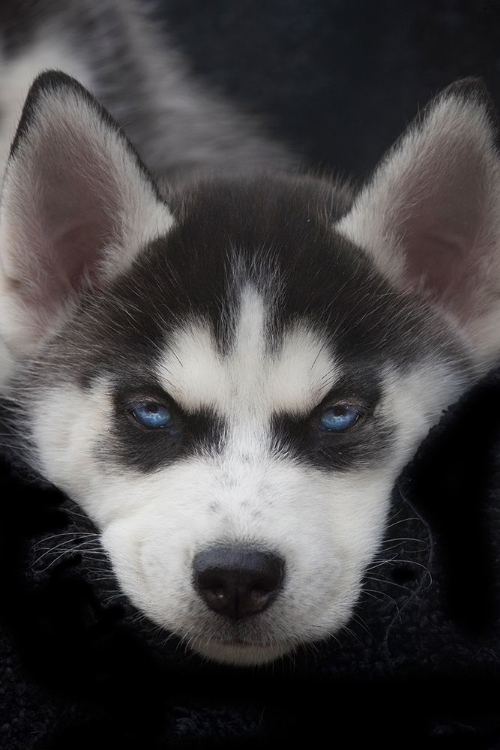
[336,79,500,362]
[0,71,173,358]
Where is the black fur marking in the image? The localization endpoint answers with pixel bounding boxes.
[272,410,395,472]
[145,176,465,367]
[271,370,395,471]
[96,382,227,473]
[30,174,471,473]
[85,174,463,364]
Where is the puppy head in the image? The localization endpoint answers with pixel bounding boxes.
[0,73,498,664]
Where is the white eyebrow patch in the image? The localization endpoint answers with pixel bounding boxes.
[156,285,338,418]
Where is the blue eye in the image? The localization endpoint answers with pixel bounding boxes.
[131,402,173,429]
[320,405,361,432]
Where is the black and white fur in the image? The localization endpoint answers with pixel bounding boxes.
[0,0,499,666]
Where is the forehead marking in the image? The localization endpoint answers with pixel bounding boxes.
[156,285,338,418]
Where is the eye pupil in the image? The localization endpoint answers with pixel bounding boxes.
[320,405,360,432]
[131,402,172,429]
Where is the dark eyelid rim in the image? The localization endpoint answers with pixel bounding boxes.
[313,402,367,434]
[127,404,174,432]
[114,382,178,411]
[306,383,380,432]
[113,382,185,428]
[312,373,382,419]
[116,388,183,435]
[311,395,373,423]
[113,382,222,434]
[318,403,364,433]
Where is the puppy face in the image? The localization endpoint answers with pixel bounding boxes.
[24,180,469,665]
[1,74,497,665]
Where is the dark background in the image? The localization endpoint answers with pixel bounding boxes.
[2,1,500,749]
[161,0,500,178]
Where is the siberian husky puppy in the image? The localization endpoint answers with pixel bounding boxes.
[0,0,499,666]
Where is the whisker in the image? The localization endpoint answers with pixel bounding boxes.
[379,536,428,546]
[32,536,101,567]
[364,575,414,592]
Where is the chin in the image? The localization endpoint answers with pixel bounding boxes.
[189,638,294,667]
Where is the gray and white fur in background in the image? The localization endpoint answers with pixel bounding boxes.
[0,0,294,183]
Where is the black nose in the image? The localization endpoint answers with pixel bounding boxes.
[193,546,285,620]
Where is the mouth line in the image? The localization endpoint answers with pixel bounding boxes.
[183,632,296,664]
[205,636,282,649]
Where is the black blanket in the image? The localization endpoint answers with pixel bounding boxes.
[1,1,500,748]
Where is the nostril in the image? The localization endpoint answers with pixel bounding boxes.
[193,545,285,620]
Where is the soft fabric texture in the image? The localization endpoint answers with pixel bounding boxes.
[1,1,500,748]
